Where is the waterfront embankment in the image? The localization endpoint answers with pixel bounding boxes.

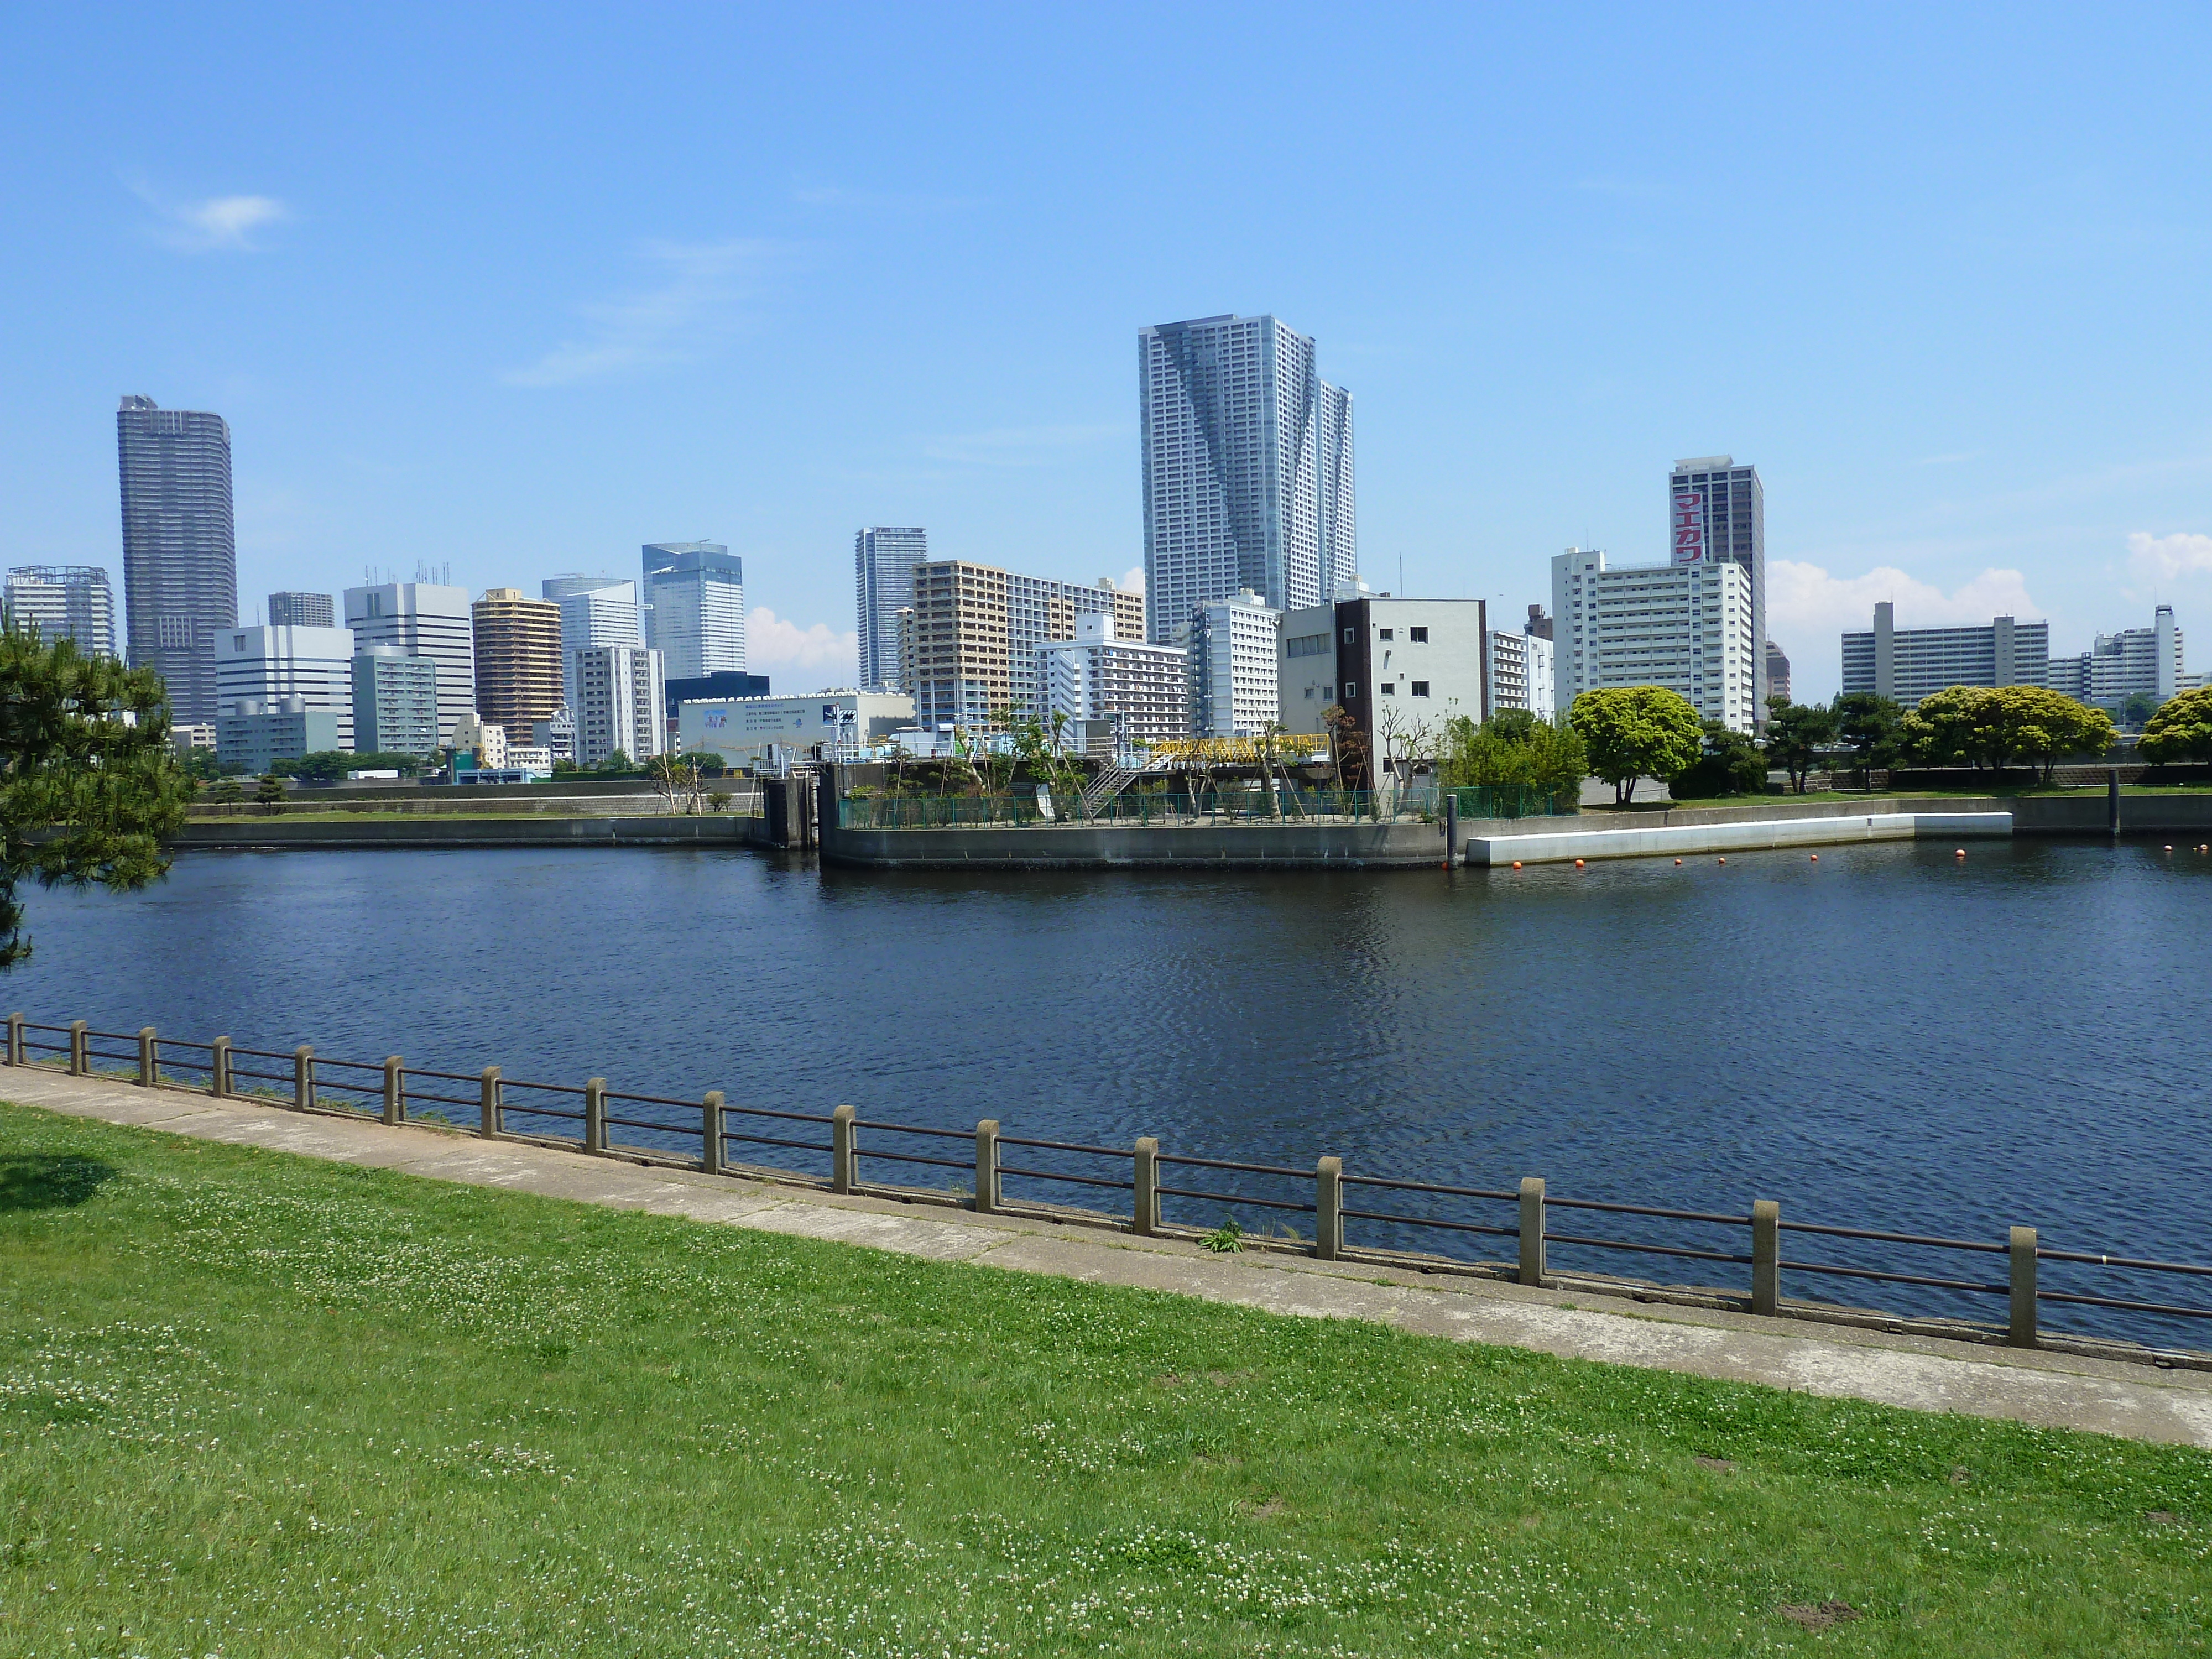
[168,813,764,851]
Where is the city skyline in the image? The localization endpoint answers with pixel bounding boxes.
[8,11,2212,704]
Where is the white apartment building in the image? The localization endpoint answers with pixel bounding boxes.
[1004,572,1145,717]
[343,582,475,746]
[1553,549,1756,733]
[573,644,666,766]
[2044,605,2183,709]
[1841,603,2052,705]
[6,565,116,657]
[1485,627,1556,718]
[214,624,357,750]
[542,575,642,712]
[1183,589,1280,737]
[677,691,914,768]
[1037,613,1188,750]
[450,709,507,768]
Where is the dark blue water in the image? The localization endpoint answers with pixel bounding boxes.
[13,839,2211,1348]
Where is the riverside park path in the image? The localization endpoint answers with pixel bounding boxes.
[8,1065,2211,1450]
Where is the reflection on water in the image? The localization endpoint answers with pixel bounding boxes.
[16,838,2211,1342]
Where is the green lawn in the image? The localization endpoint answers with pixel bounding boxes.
[3,1103,2207,1657]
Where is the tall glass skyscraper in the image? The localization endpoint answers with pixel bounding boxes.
[641,541,745,680]
[1139,315,1354,642]
[854,526,929,691]
[1669,455,1767,717]
[117,395,237,723]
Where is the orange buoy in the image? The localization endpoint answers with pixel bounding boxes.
[1955,848,1966,858]
[1717,857,1725,865]
[1809,854,1818,862]
[2164,844,2174,853]
[1511,860,1522,869]
[1573,858,1585,868]
[1673,858,1683,865]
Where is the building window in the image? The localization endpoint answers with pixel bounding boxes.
[1378,628,1394,640]
[1411,681,1430,697]
[1342,682,1358,698]
[1410,627,1428,643]
[1380,682,1395,696]
[1343,627,1355,644]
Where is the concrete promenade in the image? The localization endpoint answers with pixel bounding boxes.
[10,1066,2211,1449]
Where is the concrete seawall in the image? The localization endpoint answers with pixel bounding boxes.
[169,815,761,851]
[1468,811,2013,865]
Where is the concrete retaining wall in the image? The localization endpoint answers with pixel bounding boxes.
[1467,811,2013,865]
[822,818,1455,868]
[169,815,760,852]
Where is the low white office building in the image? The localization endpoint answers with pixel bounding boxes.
[1553,549,1756,734]
[1037,613,1188,749]
[677,691,914,768]
[573,645,666,765]
[215,624,357,751]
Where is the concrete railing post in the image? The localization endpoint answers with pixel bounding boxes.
[2107,768,2121,837]
[1133,1136,1160,1235]
[702,1090,724,1175]
[974,1118,1000,1213]
[211,1036,232,1098]
[68,1020,88,1075]
[1316,1156,1343,1260]
[382,1056,404,1125]
[138,1027,158,1088]
[583,1078,607,1154]
[1517,1176,1547,1286]
[2008,1226,2038,1348]
[831,1104,857,1193]
[293,1045,314,1111]
[479,1067,502,1139]
[7,1011,23,1066]
[1751,1199,1781,1316]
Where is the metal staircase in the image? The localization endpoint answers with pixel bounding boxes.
[1078,761,1143,818]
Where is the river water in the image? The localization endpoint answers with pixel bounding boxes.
[13,839,2210,1346]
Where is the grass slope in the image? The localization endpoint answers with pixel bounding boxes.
[2,1102,2207,1658]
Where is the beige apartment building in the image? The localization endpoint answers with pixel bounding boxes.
[901,560,1144,732]
[471,587,565,733]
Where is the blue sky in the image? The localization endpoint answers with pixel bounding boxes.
[4,2,2209,700]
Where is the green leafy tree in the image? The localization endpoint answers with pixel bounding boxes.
[1830,692,1905,790]
[0,619,193,967]
[1904,685,2113,781]
[1668,719,1768,799]
[1439,710,1588,803]
[1762,697,1838,794]
[2140,686,2212,765]
[1568,686,1703,805]
[255,773,288,811]
[210,776,244,804]
[269,750,352,783]
[597,749,633,775]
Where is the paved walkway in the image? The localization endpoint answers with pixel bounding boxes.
[9,1067,2212,1449]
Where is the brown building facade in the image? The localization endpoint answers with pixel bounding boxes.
[472,587,565,732]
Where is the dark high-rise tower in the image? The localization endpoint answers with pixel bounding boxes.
[117,396,237,723]
[1668,455,1766,718]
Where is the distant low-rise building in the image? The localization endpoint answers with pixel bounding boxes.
[1279,596,1490,777]
[1766,641,1792,705]
[2044,606,2182,711]
[217,696,341,774]
[1840,603,2051,705]
[450,708,507,768]
[269,591,334,629]
[678,691,914,768]
[170,723,217,758]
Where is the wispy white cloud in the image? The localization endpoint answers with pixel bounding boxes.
[919,424,1124,466]
[131,180,288,251]
[1767,559,2045,654]
[747,607,857,685]
[507,240,779,388]
[1118,566,1145,596]
[2126,530,2212,582]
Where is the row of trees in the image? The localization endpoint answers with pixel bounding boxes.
[1563,680,2148,804]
